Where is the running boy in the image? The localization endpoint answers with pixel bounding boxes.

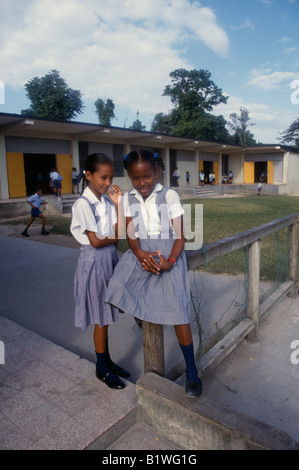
[21,189,50,237]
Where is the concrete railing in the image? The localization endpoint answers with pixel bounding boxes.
[143,214,299,376]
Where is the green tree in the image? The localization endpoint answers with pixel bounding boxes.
[129,111,146,131]
[151,112,174,135]
[94,98,115,126]
[151,68,229,141]
[163,68,228,114]
[228,107,256,146]
[21,69,84,120]
[280,117,299,146]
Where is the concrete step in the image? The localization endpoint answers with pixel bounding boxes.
[195,186,218,197]
[61,194,79,213]
[106,423,183,451]
[134,373,298,451]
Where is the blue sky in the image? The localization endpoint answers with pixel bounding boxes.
[0,0,298,143]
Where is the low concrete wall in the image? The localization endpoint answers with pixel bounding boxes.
[214,184,282,195]
[0,200,29,219]
[173,187,197,198]
[137,373,298,450]
[0,196,62,219]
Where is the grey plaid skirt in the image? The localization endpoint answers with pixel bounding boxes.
[105,238,191,325]
[74,244,120,330]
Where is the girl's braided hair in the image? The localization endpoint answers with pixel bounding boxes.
[80,153,113,194]
[123,149,165,172]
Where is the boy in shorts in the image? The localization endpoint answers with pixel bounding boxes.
[21,188,50,237]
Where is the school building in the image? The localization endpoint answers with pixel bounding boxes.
[1,111,299,203]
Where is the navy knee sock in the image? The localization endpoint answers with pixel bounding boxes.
[96,352,111,377]
[180,343,200,383]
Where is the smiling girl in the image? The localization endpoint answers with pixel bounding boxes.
[70,153,129,389]
[105,149,202,397]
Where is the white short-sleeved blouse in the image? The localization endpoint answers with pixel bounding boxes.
[124,183,184,238]
[70,186,117,245]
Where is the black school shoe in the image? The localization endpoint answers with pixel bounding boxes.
[41,230,50,235]
[186,379,202,397]
[109,362,130,379]
[21,230,30,237]
[96,369,126,389]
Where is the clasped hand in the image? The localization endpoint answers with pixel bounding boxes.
[137,249,172,275]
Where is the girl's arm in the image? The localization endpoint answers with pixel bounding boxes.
[86,230,118,249]
[157,216,185,272]
[86,185,123,249]
[109,185,125,241]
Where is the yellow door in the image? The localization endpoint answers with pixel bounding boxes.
[213,161,219,184]
[56,154,72,194]
[244,162,254,184]
[6,153,26,198]
[267,161,274,184]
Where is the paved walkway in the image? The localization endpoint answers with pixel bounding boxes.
[0,232,299,449]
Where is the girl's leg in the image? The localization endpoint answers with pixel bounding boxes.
[94,324,108,353]
[94,324,126,389]
[105,336,130,378]
[174,324,192,345]
[175,324,202,397]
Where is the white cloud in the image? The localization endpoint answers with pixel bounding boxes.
[247,69,298,90]
[0,0,229,120]
[230,20,255,30]
[214,94,295,143]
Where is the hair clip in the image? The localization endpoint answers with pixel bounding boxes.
[153,153,159,159]
[123,154,128,161]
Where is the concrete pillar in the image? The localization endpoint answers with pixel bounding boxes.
[164,147,170,187]
[70,139,80,169]
[0,135,9,199]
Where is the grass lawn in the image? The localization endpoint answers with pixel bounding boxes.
[3,194,299,280]
[183,194,299,280]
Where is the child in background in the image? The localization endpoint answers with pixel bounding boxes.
[52,168,63,197]
[105,149,202,397]
[72,167,79,194]
[70,153,129,390]
[21,188,50,237]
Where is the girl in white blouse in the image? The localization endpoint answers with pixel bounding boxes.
[71,153,129,390]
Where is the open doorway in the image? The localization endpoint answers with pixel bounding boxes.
[255,161,267,183]
[204,161,213,184]
[23,153,56,195]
